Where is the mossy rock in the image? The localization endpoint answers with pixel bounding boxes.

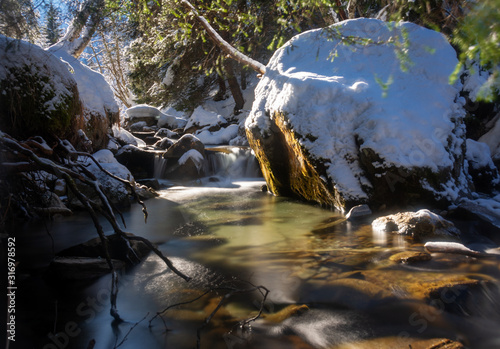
[0,36,82,141]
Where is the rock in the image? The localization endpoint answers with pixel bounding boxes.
[372,209,461,241]
[245,19,470,212]
[129,121,148,132]
[478,110,500,169]
[57,232,151,264]
[137,178,161,190]
[389,251,432,264]
[164,134,205,159]
[346,204,372,221]
[184,106,228,134]
[162,134,206,180]
[335,337,466,349]
[155,128,180,139]
[125,104,161,127]
[53,179,67,196]
[49,232,152,281]
[112,125,146,147]
[465,139,500,192]
[302,278,395,309]
[158,111,187,129]
[48,257,126,281]
[154,137,175,150]
[33,192,72,217]
[424,241,499,258]
[49,47,120,150]
[0,35,82,142]
[115,144,157,179]
[68,149,138,208]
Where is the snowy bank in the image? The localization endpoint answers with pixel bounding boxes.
[246,18,471,211]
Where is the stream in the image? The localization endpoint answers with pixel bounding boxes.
[9,149,500,349]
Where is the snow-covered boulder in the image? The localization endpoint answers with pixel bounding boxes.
[161,134,206,180]
[125,104,160,127]
[68,149,135,208]
[479,112,500,169]
[49,47,119,150]
[465,139,500,192]
[185,106,228,134]
[246,19,471,212]
[0,35,82,141]
[112,125,146,147]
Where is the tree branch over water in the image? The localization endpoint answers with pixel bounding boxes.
[180,0,266,76]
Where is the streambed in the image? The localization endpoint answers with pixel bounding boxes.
[11,180,500,349]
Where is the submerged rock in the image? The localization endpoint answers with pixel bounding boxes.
[246,19,472,212]
[372,209,461,241]
[48,232,151,281]
[49,257,126,281]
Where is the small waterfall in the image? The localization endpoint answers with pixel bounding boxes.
[153,155,169,179]
[153,146,261,179]
[204,146,261,178]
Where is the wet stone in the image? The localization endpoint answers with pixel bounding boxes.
[389,251,432,264]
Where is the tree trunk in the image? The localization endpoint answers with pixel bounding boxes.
[180,0,266,75]
[50,0,104,58]
[224,60,245,114]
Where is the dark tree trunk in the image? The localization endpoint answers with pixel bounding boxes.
[241,67,247,91]
[213,72,227,101]
[224,60,244,114]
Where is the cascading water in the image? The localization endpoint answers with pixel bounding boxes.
[204,146,261,178]
[154,146,261,179]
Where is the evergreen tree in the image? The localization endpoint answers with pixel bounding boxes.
[44,0,62,46]
[0,0,39,41]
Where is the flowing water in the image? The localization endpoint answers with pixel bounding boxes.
[10,149,500,349]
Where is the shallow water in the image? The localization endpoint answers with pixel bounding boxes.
[10,180,500,349]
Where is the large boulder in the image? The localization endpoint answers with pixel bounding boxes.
[0,35,82,142]
[49,47,120,150]
[246,19,471,212]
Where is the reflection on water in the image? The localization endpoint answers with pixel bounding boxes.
[13,180,500,349]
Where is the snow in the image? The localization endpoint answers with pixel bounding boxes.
[112,125,146,147]
[247,18,467,202]
[81,149,133,200]
[48,46,119,121]
[466,139,495,170]
[195,124,239,145]
[479,113,500,163]
[178,149,204,171]
[185,106,227,130]
[126,104,161,119]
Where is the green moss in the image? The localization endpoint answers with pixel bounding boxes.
[0,64,81,140]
